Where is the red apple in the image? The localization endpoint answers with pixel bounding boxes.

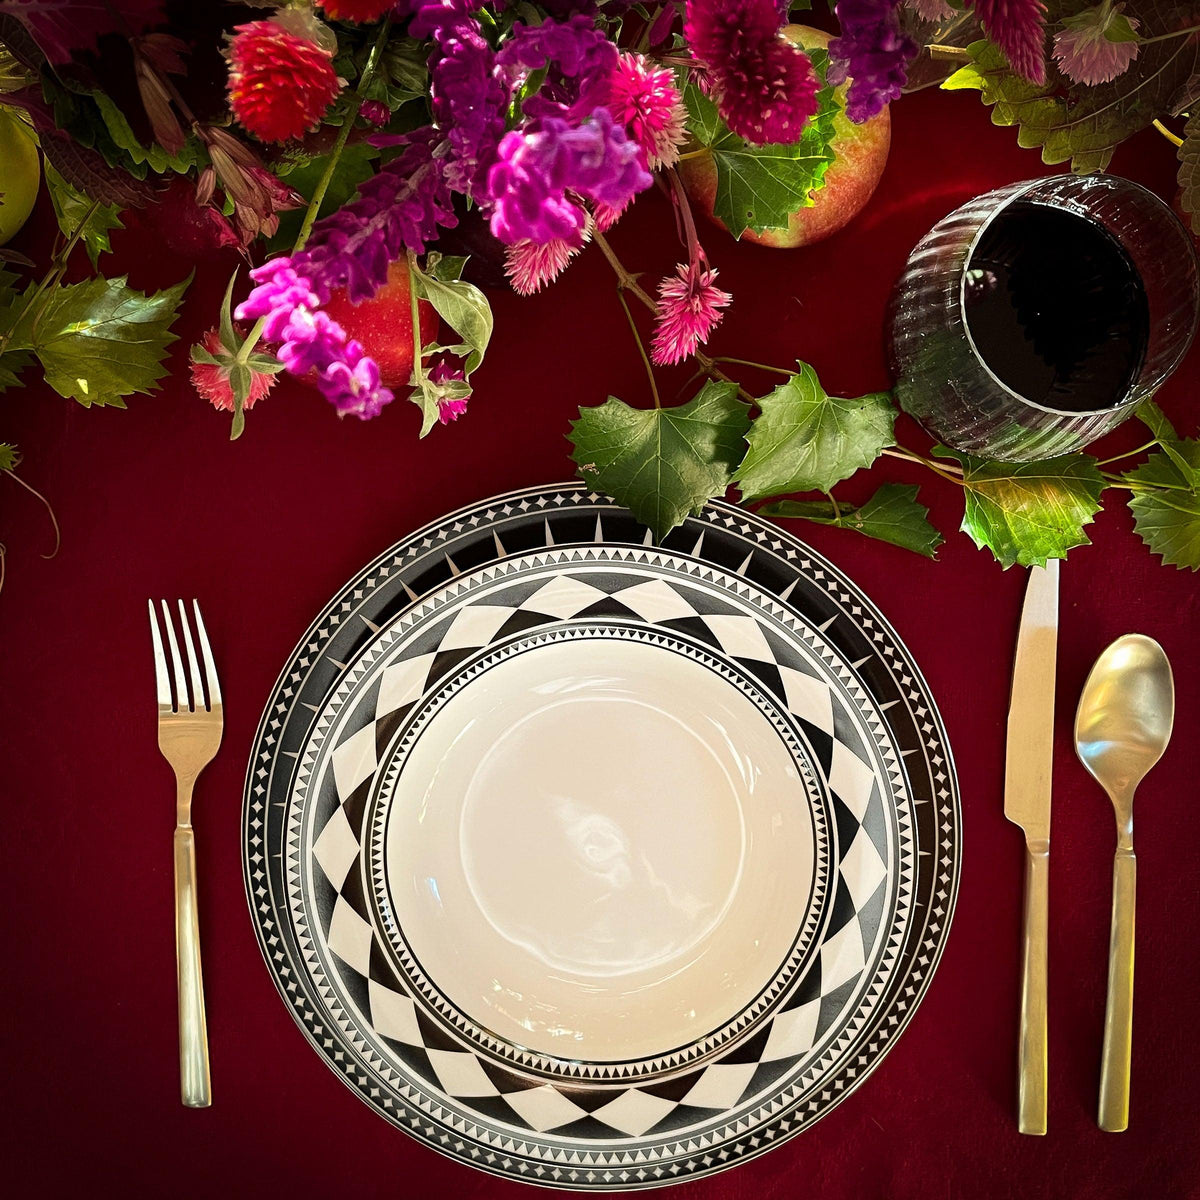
[316,257,439,388]
[678,24,891,248]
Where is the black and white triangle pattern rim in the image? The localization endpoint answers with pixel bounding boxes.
[243,484,961,1190]
[285,548,912,1145]
[364,620,833,1079]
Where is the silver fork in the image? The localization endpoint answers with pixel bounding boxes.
[148,600,223,1108]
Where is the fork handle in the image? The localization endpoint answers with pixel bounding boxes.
[1099,848,1136,1132]
[1017,841,1049,1135]
[174,826,212,1108]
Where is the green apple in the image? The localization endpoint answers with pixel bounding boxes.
[0,105,40,246]
[678,24,891,249]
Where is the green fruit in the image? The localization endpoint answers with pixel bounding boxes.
[0,106,40,246]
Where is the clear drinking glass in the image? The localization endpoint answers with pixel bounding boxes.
[888,174,1200,462]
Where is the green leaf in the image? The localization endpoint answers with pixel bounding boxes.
[1138,398,1200,487]
[89,89,196,175]
[426,253,469,283]
[735,363,896,501]
[0,442,18,471]
[1126,441,1200,570]
[681,67,838,237]
[0,349,33,391]
[4,273,191,408]
[760,484,944,558]
[410,265,492,377]
[940,449,1107,568]
[943,17,1200,173]
[270,142,380,252]
[1178,109,1199,238]
[42,163,124,268]
[217,270,239,354]
[570,381,752,539]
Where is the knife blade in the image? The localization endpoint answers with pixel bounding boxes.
[1004,558,1058,1136]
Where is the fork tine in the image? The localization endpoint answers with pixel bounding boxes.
[148,599,172,707]
[160,598,190,711]
[177,600,207,711]
[192,600,221,706]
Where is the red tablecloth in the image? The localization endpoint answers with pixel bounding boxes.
[3,82,1198,1199]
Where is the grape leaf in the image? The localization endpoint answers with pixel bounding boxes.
[1137,398,1200,487]
[0,348,32,390]
[570,381,751,539]
[939,449,1106,568]
[0,0,162,65]
[4,272,190,407]
[42,162,124,267]
[943,12,1200,173]
[681,62,838,237]
[89,89,195,175]
[735,362,896,501]
[1179,109,1199,236]
[1126,441,1200,570]
[0,441,17,470]
[760,484,943,558]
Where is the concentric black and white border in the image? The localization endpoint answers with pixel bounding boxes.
[243,484,961,1190]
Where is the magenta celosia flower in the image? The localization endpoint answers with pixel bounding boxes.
[505,233,588,295]
[650,262,732,365]
[828,0,920,124]
[592,196,630,232]
[604,52,688,169]
[971,0,1048,84]
[428,359,469,424]
[1052,2,1139,86]
[684,0,819,145]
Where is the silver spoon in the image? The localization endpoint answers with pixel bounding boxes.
[1074,634,1174,1132]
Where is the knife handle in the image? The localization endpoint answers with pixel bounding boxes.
[1098,848,1136,1132]
[1017,841,1049,1135]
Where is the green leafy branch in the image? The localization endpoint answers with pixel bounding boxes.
[571,232,1200,570]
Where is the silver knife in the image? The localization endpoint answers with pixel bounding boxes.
[1004,559,1059,1136]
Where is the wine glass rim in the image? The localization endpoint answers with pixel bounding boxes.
[957,173,1199,420]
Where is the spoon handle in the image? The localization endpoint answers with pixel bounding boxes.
[1017,841,1049,1135]
[1099,848,1136,1132]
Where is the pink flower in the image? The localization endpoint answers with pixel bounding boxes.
[650,263,732,365]
[1052,3,1140,86]
[429,359,469,424]
[908,0,955,19]
[604,52,688,169]
[505,234,586,295]
[189,328,277,412]
[592,196,631,232]
[970,0,1048,84]
[359,99,391,126]
[684,0,819,145]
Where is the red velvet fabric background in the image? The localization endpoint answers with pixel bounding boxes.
[2,82,1198,1199]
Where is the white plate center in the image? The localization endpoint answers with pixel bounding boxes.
[383,637,818,1063]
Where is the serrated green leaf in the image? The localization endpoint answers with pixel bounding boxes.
[1126,441,1200,570]
[270,142,380,252]
[1178,109,1199,237]
[0,442,18,471]
[42,162,124,268]
[681,70,838,237]
[1138,398,1199,486]
[4,273,191,408]
[944,15,1200,173]
[735,363,896,501]
[89,89,195,175]
[940,449,1106,568]
[570,381,751,539]
[761,483,943,558]
[410,266,492,377]
[0,349,32,391]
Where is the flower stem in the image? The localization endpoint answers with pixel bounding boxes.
[1138,23,1200,45]
[617,288,661,409]
[1097,440,1158,466]
[1152,118,1184,148]
[927,44,971,62]
[293,18,392,253]
[4,468,61,558]
[592,228,658,311]
[407,248,428,394]
[711,356,794,377]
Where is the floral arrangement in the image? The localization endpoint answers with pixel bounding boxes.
[0,0,1198,590]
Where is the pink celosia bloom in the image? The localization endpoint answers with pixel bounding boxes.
[189,328,277,412]
[1052,3,1140,86]
[650,263,732,365]
[604,52,688,169]
[971,0,1049,84]
[504,235,585,295]
[592,196,631,232]
[438,397,469,423]
[908,0,955,20]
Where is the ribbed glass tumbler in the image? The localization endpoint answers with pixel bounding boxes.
[888,174,1199,462]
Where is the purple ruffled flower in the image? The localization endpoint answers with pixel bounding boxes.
[828,0,920,124]
[487,107,652,245]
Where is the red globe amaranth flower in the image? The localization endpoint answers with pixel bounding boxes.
[970,0,1048,84]
[684,0,819,145]
[319,0,394,21]
[227,19,342,143]
[190,328,277,413]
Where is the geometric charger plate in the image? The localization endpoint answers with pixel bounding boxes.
[244,484,960,1189]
